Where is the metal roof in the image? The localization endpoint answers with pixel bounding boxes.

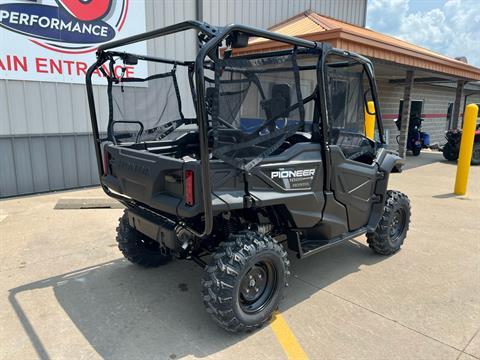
[236,11,480,81]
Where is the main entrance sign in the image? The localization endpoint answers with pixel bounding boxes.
[0,0,147,84]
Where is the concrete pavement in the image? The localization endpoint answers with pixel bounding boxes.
[1,151,479,359]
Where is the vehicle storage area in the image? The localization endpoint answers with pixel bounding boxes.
[1,153,479,360]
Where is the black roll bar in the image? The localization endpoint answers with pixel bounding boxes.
[86,57,107,181]
[193,23,317,237]
[97,20,218,52]
[107,51,193,67]
[86,20,319,238]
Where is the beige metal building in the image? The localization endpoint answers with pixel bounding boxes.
[0,0,367,198]
[3,1,478,198]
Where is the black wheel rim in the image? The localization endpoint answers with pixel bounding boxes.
[239,259,277,314]
[389,208,406,243]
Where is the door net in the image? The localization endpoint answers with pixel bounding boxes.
[207,50,318,171]
[325,53,379,160]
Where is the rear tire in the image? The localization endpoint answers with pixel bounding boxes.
[471,143,480,165]
[442,142,458,161]
[367,191,410,255]
[202,231,289,332]
[116,210,171,267]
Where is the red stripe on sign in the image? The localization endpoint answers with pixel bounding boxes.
[30,40,97,55]
[117,0,129,31]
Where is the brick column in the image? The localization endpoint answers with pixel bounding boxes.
[398,70,414,158]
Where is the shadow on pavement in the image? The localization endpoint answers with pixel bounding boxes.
[9,240,385,359]
[432,193,458,199]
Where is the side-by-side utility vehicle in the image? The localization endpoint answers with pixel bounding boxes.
[442,125,480,165]
[86,21,411,332]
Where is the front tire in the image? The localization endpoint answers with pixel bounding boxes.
[202,231,289,332]
[442,142,458,161]
[412,147,421,156]
[116,210,171,267]
[367,191,411,255]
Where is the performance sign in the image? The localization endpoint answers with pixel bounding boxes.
[0,0,147,84]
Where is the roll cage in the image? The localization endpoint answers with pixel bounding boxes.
[85,20,385,238]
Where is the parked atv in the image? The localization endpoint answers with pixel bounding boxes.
[394,115,430,156]
[86,21,411,332]
[442,127,480,165]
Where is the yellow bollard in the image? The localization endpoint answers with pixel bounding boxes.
[454,103,479,195]
[364,100,376,140]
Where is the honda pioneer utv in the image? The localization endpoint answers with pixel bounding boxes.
[86,21,411,332]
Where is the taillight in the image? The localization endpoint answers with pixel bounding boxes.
[184,170,195,206]
[103,146,110,175]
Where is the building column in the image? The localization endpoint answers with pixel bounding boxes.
[398,70,414,158]
[451,80,465,129]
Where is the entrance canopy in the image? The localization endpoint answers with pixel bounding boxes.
[234,11,480,81]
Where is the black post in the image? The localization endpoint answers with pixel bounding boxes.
[452,80,465,129]
[398,70,414,158]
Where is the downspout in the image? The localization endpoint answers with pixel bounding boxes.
[195,0,204,52]
[196,0,203,22]
[362,0,368,27]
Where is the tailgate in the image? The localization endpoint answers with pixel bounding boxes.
[103,146,184,215]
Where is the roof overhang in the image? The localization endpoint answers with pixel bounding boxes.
[233,11,480,81]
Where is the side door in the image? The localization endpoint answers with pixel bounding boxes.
[323,52,382,231]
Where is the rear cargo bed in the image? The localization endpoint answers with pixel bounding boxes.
[104,145,186,215]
